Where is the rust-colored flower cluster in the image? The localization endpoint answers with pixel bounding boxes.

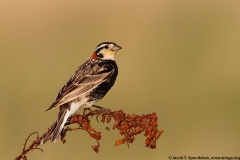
[15,109,163,160]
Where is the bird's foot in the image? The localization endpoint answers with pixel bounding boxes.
[92,105,106,110]
[83,107,92,116]
[92,105,108,122]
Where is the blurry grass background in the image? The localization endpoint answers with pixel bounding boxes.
[1,0,240,159]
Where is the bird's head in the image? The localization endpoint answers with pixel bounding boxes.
[91,42,122,60]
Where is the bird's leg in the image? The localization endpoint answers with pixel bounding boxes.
[92,104,106,110]
[92,105,108,122]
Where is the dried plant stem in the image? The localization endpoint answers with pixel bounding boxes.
[15,109,163,160]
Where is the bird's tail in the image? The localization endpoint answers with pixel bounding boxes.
[41,108,70,144]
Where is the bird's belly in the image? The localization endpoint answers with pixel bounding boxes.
[69,97,95,116]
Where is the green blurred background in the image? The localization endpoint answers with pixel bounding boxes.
[1,0,240,159]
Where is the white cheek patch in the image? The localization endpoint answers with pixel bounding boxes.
[101,52,116,60]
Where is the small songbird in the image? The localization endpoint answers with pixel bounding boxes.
[41,42,121,144]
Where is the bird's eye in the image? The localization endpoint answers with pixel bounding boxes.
[104,45,109,49]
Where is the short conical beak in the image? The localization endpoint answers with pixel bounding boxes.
[112,44,122,51]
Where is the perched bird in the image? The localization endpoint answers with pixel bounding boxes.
[41,42,121,144]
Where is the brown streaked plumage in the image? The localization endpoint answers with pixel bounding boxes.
[41,42,121,144]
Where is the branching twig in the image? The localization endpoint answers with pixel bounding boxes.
[16,109,164,159]
[15,132,43,160]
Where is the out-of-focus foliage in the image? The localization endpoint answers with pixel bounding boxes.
[1,0,240,159]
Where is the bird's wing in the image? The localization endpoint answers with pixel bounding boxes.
[45,59,114,111]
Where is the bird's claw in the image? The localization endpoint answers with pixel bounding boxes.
[83,107,92,116]
[92,105,108,122]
